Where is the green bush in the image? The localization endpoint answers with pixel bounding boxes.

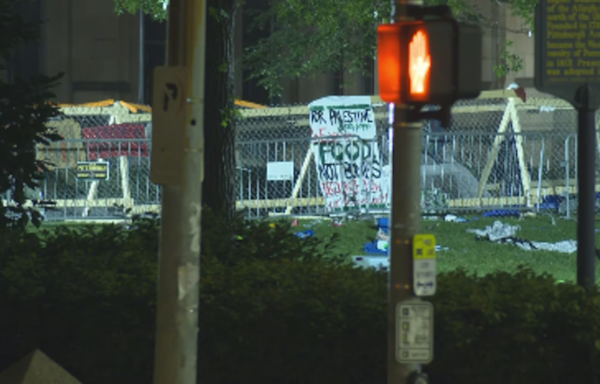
[1,214,600,384]
[431,268,600,384]
[0,217,159,301]
[0,216,160,384]
[197,255,387,384]
[201,210,347,267]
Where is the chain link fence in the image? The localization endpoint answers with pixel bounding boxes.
[235,94,588,219]
[1,101,155,220]
[2,95,595,221]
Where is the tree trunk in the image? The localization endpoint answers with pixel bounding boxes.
[203,0,238,219]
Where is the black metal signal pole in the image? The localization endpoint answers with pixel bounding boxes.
[576,84,597,290]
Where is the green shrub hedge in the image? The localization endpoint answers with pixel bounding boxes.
[0,214,599,384]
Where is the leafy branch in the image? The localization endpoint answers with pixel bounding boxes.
[113,0,168,20]
[493,40,524,78]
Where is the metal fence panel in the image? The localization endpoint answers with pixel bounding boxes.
[1,96,595,221]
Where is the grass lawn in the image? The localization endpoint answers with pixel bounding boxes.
[31,214,600,283]
[289,215,600,283]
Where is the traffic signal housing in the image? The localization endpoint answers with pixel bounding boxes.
[377,17,482,106]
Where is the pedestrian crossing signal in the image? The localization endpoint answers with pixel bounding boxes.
[377,12,482,107]
[408,30,430,98]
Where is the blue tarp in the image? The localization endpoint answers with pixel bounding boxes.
[363,218,389,255]
[363,242,387,255]
[482,210,520,218]
[295,230,315,239]
[378,218,389,232]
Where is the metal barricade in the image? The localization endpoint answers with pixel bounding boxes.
[2,96,594,221]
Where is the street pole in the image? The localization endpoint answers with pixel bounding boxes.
[575,84,596,290]
[153,1,206,384]
[388,108,423,384]
[387,1,423,384]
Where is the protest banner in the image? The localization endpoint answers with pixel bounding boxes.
[308,96,390,211]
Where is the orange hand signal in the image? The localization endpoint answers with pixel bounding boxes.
[409,30,431,96]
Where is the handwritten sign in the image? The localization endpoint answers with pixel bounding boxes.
[535,0,600,106]
[308,96,390,211]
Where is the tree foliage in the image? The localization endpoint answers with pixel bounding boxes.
[115,0,539,98]
[244,0,539,96]
[113,0,168,19]
[244,0,391,97]
[497,0,538,28]
[0,0,63,229]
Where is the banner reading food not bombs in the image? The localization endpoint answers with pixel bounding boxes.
[308,96,390,211]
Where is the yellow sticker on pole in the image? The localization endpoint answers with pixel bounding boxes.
[412,234,436,260]
[413,234,437,297]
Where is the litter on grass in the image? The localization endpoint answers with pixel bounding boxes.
[363,217,448,256]
[295,230,315,239]
[303,219,323,228]
[352,256,389,270]
[353,244,449,270]
[444,214,467,223]
[363,218,390,255]
[467,220,577,254]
